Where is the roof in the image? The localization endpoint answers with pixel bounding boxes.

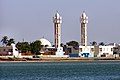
[39,38,52,47]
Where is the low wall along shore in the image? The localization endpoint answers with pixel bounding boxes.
[0,56,120,62]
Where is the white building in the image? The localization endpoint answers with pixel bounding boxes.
[79,46,94,57]
[97,45,115,57]
[79,45,115,57]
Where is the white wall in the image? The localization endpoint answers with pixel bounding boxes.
[79,45,115,57]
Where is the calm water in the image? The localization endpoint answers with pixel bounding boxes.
[0,61,120,80]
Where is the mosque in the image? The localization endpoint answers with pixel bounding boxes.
[39,11,116,57]
[0,11,116,58]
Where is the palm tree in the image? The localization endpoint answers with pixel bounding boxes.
[1,36,8,46]
[7,38,15,46]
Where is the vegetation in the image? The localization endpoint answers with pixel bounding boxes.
[16,40,42,54]
[99,42,105,46]
[90,41,106,46]
[30,40,42,54]
[7,38,15,46]
[1,36,8,46]
[60,43,68,52]
[0,36,42,55]
[90,41,97,46]
[16,42,30,53]
[66,41,79,50]
[1,36,15,46]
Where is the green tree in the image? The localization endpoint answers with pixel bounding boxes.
[60,43,64,47]
[16,42,30,53]
[30,40,41,54]
[99,42,105,46]
[1,36,8,46]
[60,43,67,52]
[90,41,97,46]
[7,38,15,46]
[66,41,79,50]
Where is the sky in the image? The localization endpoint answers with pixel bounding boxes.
[0,0,120,45]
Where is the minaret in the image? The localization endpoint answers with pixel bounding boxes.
[53,12,62,48]
[53,12,64,56]
[80,11,88,46]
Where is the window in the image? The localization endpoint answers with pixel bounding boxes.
[103,48,105,51]
[91,48,94,52]
[80,48,82,52]
[99,48,102,51]
[111,48,113,51]
[106,48,108,51]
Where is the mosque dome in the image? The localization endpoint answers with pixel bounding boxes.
[39,38,52,47]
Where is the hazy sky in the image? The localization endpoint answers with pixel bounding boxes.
[0,0,120,45]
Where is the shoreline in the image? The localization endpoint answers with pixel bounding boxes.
[1,57,120,62]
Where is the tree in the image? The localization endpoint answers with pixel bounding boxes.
[66,41,79,50]
[99,42,105,46]
[63,44,68,53]
[30,40,41,54]
[60,43,64,47]
[16,42,30,53]
[7,38,15,46]
[90,41,97,46]
[1,36,8,46]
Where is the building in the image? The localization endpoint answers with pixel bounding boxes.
[53,12,65,56]
[79,11,94,57]
[39,38,56,55]
[79,11,115,57]
[53,12,62,48]
[97,45,115,57]
[79,45,115,57]
[39,38,52,47]
[38,11,65,57]
[0,46,13,56]
[79,46,94,57]
[0,44,21,58]
[113,44,120,57]
[80,11,88,46]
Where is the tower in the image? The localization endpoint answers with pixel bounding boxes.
[53,12,64,56]
[53,12,62,48]
[80,11,88,46]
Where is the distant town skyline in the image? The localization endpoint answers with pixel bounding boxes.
[0,0,120,44]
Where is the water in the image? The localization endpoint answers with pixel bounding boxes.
[0,61,120,80]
